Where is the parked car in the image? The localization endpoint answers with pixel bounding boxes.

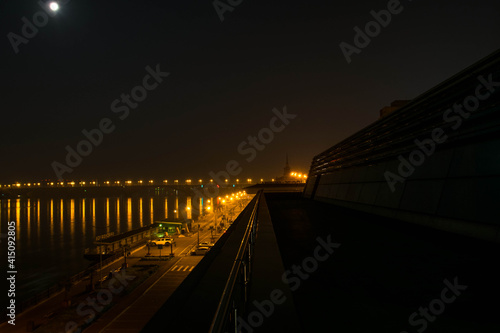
[198,241,214,248]
[150,237,173,246]
[191,246,210,256]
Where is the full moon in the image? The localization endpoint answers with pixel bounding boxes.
[49,2,59,11]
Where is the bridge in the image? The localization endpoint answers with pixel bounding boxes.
[0,182,251,198]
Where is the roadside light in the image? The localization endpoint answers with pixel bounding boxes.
[159,224,163,227]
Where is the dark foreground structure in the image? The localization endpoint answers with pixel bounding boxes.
[143,51,500,332]
[305,49,500,242]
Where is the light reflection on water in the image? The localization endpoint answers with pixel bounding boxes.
[0,193,206,302]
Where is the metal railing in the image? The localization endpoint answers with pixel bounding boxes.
[209,191,261,333]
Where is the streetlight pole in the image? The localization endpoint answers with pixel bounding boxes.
[99,244,103,288]
[213,207,217,231]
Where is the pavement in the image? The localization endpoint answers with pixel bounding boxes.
[0,200,249,333]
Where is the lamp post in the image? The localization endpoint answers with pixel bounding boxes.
[213,206,217,231]
[99,244,103,288]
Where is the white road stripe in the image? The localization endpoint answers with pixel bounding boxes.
[177,266,184,271]
[189,266,194,271]
[183,266,189,271]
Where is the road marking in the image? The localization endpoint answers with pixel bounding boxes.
[167,265,194,272]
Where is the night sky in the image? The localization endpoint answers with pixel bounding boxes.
[1,0,499,183]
